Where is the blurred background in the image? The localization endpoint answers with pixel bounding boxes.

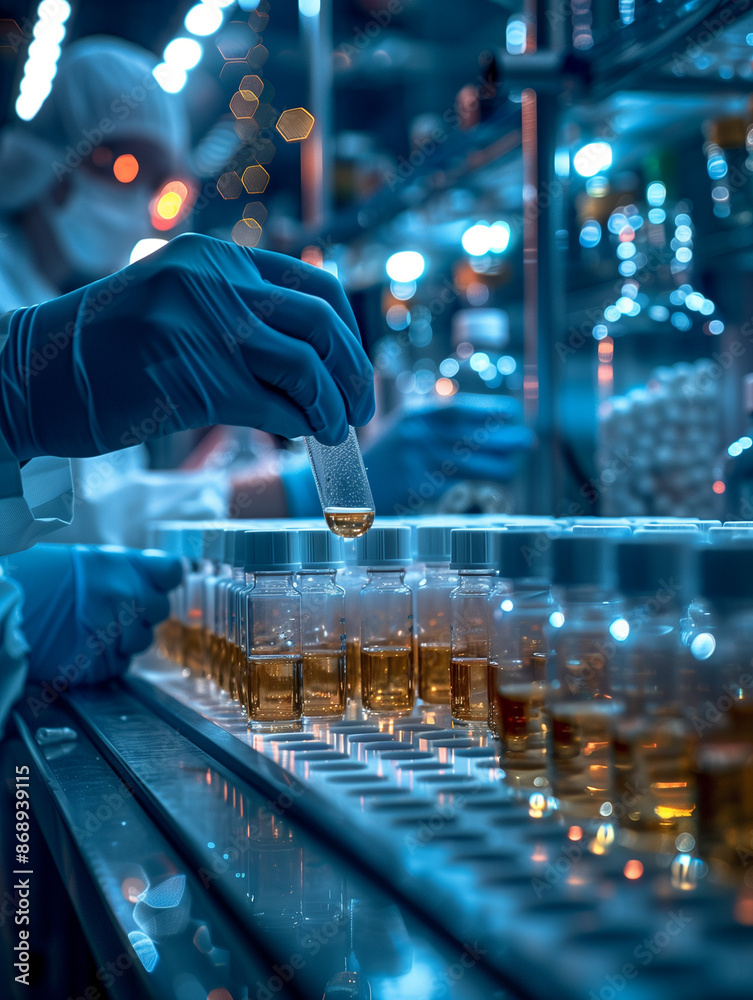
[2,0,753,520]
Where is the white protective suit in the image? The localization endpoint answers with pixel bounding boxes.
[0,37,227,734]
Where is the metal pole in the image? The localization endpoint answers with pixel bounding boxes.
[299,0,333,228]
[520,0,565,513]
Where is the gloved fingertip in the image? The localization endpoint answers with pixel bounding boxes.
[313,422,349,448]
[137,553,183,592]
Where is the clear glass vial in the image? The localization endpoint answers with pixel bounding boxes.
[449,528,500,727]
[489,527,557,780]
[305,427,375,538]
[609,536,697,842]
[414,525,457,705]
[690,542,753,871]
[356,526,414,714]
[296,529,347,719]
[201,524,228,681]
[220,527,248,697]
[178,526,209,675]
[544,532,625,819]
[242,529,303,730]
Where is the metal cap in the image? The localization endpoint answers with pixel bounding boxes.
[450,529,499,570]
[178,526,203,562]
[202,525,225,563]
[615,536,696,599]
[699,541,753,600]
[416,525,453,562]
[551,535,618,588]
[244,530,300,572]
[299,529,345,569]
[498,528,558,580]
[356,526,411,567]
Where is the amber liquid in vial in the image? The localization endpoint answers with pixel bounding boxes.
[346,639,361,701]
[693,703,753,869]
[324,507,374,538]
[450,657,489,723]
[183,624,204,675]
[612,713,696,843]
[361,646,414,713]
[489,644,547,737]
[246,654,303,726]
[302,649,346,717]
[418,643,451,704]
[547,700,623,817]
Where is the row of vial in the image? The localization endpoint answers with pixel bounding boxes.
[150,515,753,876]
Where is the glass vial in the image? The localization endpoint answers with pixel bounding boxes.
[201,524,227,682]
[449,528,500,727]
[414,526,457,705]
[297,529,347,719]
[179,526,208,675]
[153,525,184,661]
[339,539,366,706]
[690,542,753,872]
[356,526,413,714]
[544,532,625,820]
[489,528,556,784]
[242,529,303,730]
[305,427,375,538]
[221,527,248,698]
[609,536,697,843]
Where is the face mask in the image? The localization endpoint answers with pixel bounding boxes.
[46,171,153,279]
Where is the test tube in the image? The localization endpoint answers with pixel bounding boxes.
[304,426,375,538]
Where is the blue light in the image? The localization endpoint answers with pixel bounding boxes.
[439,358,459,377]
[729,442,744,457]
[573,142,612,178]
[646,182,666,206]
[386,251,425,282]
[579,220,601,248]
[648,208,666,224]
[707,154,728,179]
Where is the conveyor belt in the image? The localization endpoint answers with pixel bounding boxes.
[121,653,753,1000]
[14,676,511,1000]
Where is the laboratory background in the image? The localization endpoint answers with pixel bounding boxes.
[2,1,753,999]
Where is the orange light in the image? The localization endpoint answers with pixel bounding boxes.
[436,377,456,397]
[598,363,613,385]
[207,989,233,1000]
[619,227,635,242]
[151,181,190,231]
[568,825,583,841]
[113,154,139,183]
[598,337,614,362]
[713,480,726,494]
[157,192,182,220]
[735,892,753,926]
[524,374,539,399]
[121,877,146,903]
[302,245,323,268]
[624,859,644,880]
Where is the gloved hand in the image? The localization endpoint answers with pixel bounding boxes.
[361,395,535,515]
[0,234,375,461]
[2,544,182,685]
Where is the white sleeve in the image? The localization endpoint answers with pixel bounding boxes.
[50,448,230,548]
[0,318,74,556]
[0,568,29,739]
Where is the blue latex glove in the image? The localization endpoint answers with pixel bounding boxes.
[0,234,375,461]
[2,544,182,685]
[361,395,535,515]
